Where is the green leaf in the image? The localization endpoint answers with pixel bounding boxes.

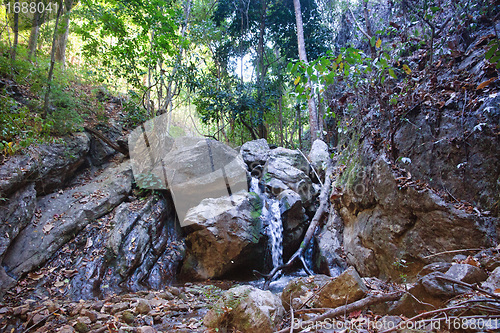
[381,76,386,85]
[490,55,500,63]
[286,62,293,73]
[370,36,377,47]
[430,6,440,13]
[485,44,498,60]
[389,68,396,79]
[321,58,331,67]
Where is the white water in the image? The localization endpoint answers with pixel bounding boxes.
[249,177,283,269]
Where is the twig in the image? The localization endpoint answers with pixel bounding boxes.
[22,310,58,333]
[276,292,403,333]
[423,248,484,259]
[84,126,129,156]
[297,148,323,187]
[289,294,294,333]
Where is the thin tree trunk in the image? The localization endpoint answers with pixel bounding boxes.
[297,104,302,149]
[28,10,41,61]
[279,95,284,146]
[55,0,73,69]
[43,0,64,117]
[292,0,318,143]
[12,0,19,62]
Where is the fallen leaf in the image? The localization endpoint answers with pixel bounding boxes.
[43,223,54,234]
[27,272,45,280]
[476,77,497,90]
[54,281,64,288]
[85,238,93,249]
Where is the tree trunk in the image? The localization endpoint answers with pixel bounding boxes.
[292,0,318,143]
[28,10,41,61]
[12,0,19,62]
[55,0,73,69]
[43,0,64,117]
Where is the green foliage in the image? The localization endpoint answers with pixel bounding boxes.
[485,39,500,69]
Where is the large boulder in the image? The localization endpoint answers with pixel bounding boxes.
[204,285,285,333]
[281,267,367,311]
[2,161,133,282]
[129,124,247,224]
[277,189,308,260]
[308,139,330,178]
[179,192,266,280]
[0,133,89,197]
[240,138,270,169]
[87,122,124,166]
[263,148,313,203]
[314,209,347,277]
[337,141,497,280]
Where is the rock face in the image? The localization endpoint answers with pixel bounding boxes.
[180,192,266,280]
[314,209,347,277]
[336,141,498,280]
[204,285,285,333]
[308,139,330,178]
[2,161,133,280]
[0,133,89,197]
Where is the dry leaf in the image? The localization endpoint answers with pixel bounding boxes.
[27,272,45,280]
[43,223,54,234]
[54,281,64,288]
[476,77,497,90]
[85,238,93,249]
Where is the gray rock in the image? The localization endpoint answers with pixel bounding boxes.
[417,262,452,277]
[482,267,500,292]
[308,139,330,178]
[278,189,307,260]
[204,285,284,333]
[420,272,468,297]
[180,192,266,280]
[2,161,132,279]
[129,132,247,224]
[314,210,347,276]
[264,178,288,196]
[281,274,332,311]
[240,138,270,168]
[0,133,89,197]
[389,282,443,317]
[445,264,488,284]
[87,123,123,166]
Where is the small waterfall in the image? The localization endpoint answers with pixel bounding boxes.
[249,177,283,270]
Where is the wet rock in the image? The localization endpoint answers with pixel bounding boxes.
[482,267,500,292]
[314,209,347,276]
[264,178,288,196]
[0,133,89,197]
[445,264,488,284]
[264,148,313,203]
[338,143,497,280]
[240,138,270,168]
[180,192,266,280]
[204,285,284,333]
[278,189,308,260]
[87,122,123,166]
[1,162,133,282]
[308,139,330,178]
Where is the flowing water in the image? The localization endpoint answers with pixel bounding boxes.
[249,177,283,270]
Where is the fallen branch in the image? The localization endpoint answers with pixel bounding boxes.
[435,275,500,300]
[423,248,484,259]
[276,292,403,333]
[84,126,129,157]
[253,160,334,286]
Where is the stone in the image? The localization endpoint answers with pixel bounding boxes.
[308,139,330,178]
[389,282,444,317]
[281,275,332,311]
[137,326,157,333]
[420,272,468,297]
[263,148,313,203]
[475,249,500,272]
[121,310,135,324]
[58,325,75,333]
[314,209,347,276]
[314,266,368,308]
[158,291,175,300]
[240,138,270,168]
[417,262,452,277]
[74,317,91,333]
[180,192,266,280]
[278,189,308,260]
[87,123,123,166]
[2,161,133,281]
[204,285,284,333]
[135,300,151,315]
[481,267,500,292]
[445,264,488,284]
[80,309,98,323]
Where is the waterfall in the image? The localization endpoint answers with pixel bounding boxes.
[249,177,283,270]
